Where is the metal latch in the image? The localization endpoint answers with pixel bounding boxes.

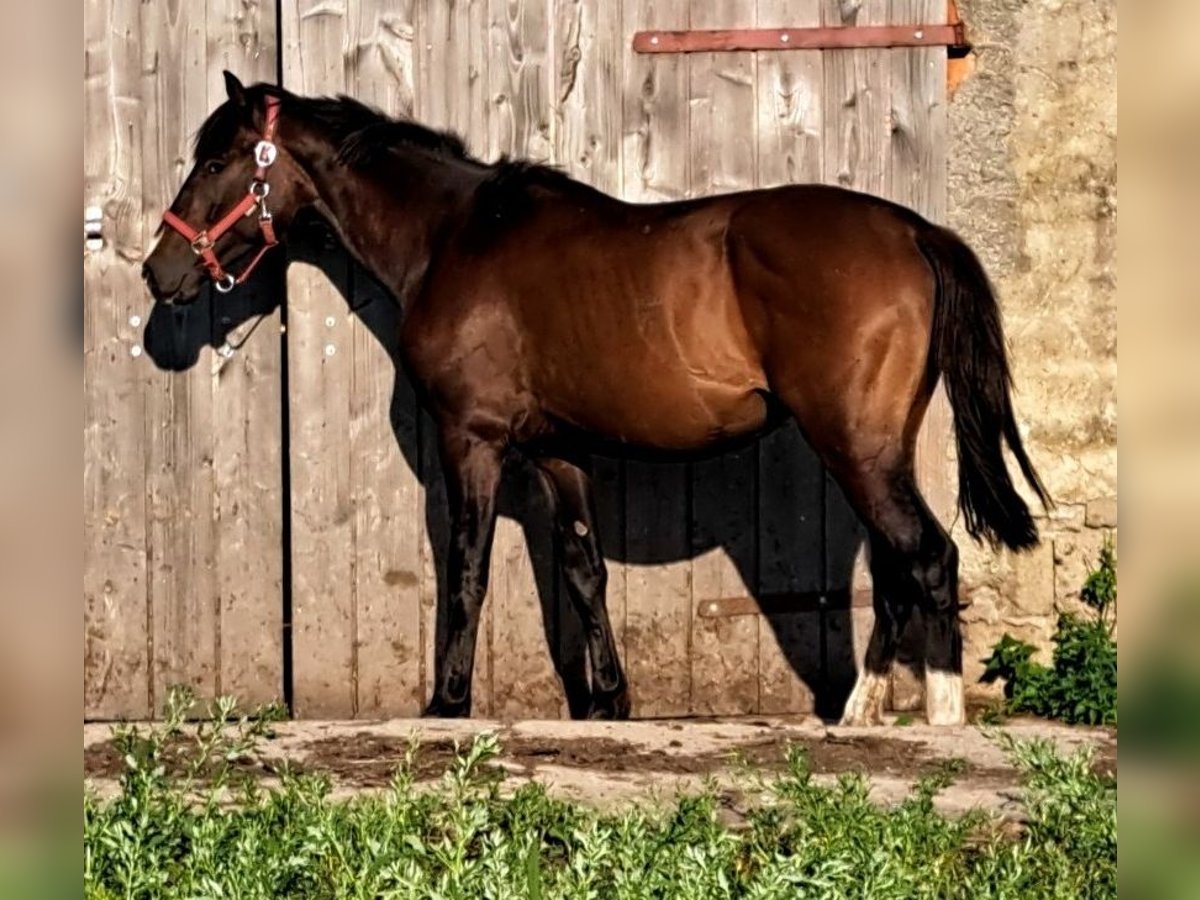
[84,205,103,251]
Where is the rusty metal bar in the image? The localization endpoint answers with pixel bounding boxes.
[699,585,975,618]
[697,590,875,619]
[633,24,970,56]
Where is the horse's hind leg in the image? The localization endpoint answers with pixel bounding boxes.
[425,428,504,718]
[841,531,918,725]
[534,456,630,719]
[832,462,963,726]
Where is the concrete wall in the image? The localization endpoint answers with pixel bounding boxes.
[948,0,1117,693]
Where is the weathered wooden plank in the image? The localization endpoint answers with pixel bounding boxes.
[351,0,417,118]
[204,0,286,712]
[689,454,759,715]
[819,0,890,708]
[755,0,823,191]
[622,462,692,718]
[754,0,825,716]
[412,0,459,718]
[345,0,425,718]
[820,0,891,199]
[888,0,950,712]
[621,0,689,205]
[484,0,563,719]
[85,0,287,718]
[886,0,948,224]
[619,0,692,719]
[756,431,827,715]
[83,0,151,719]
[824,477,872,713]
[550,0,623,714]
[208,287,286,710]
[140,0,223,715]
[552,0,621,186]
[416,0,500,717]
[283,0,358,717]
[350,282,425,717]
[686,0,760,717]
[285,253,357,718]
[83,254,152,721]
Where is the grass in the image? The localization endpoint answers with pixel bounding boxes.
[84,690,1116,899]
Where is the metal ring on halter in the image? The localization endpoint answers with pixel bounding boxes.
[250,179,270,199]
[215,273,237,293]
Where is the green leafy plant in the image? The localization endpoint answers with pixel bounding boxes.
[982,540,1117,726]
[86,687,1117,899]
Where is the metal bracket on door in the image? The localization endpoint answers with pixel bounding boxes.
[85,205,104,252]
[633,0,971,58]
[634,25,970,56]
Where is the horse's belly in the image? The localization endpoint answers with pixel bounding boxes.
[546,364,771,451]
[527,225,769,449]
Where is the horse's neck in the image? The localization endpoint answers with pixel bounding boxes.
[288,130,479,304]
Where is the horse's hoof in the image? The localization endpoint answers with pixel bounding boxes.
[838,668,891,726]
[423,696,471,718]
[587,686,631,720]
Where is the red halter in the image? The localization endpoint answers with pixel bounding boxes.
[162,95,282,293]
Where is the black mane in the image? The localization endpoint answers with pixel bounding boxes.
[194,84,598,248]
[194,84,472,168]
[195,84,585,189]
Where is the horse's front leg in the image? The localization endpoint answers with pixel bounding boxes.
[425,428,504,717]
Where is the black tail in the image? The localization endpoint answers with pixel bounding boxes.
[919,225,1051,551]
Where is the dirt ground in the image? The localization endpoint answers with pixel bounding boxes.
[84,715,1115,820]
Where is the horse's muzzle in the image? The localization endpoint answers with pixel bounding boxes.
[141,261,198,306]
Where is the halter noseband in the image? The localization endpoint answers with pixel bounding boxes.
[161,95,282,294]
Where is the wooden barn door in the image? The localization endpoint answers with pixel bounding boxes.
[83,0,284,719]
[281,0,572,719]
[278,0,951,719]
[83,0,951,720]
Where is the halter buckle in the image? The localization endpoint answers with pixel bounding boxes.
[250,179,271,200]
[190,232,213,254]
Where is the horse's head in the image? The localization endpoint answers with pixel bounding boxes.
[142,72,315,305]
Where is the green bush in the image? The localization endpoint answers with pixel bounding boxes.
[982,540,1117,726]
[85,688,1117,899]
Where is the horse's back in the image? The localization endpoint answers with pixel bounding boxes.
[408,181,933,453]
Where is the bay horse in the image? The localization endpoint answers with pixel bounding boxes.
[143,73,1049,726]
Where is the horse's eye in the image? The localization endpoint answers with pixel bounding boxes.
[204,160,225,175]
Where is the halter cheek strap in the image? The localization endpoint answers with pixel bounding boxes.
[161,95,282,293]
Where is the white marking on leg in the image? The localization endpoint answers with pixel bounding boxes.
[924,668,964,726]
[840,669,890,726]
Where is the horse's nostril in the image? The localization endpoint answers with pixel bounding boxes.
[142,263,158,291]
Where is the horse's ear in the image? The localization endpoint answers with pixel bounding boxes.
[223,70,247,108]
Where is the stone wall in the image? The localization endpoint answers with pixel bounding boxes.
[946,0,1117,694]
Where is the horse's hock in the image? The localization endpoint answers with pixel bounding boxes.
[83,1,1116,720]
